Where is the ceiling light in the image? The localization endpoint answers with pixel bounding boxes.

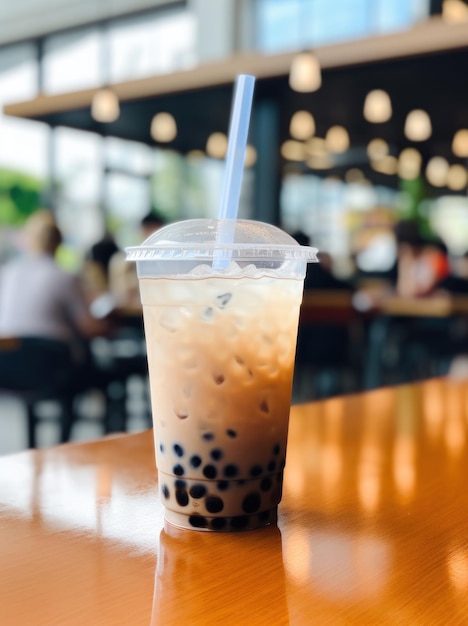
[244,145,257,168]
[426,157,449,187]
[367,138,389,161]
[442,0,468,23]
[363,90,392,123]
[404,109,432,142]
[447,164,468,190]
[91,88,120,123]
[305,137,327,157]
[306,154,333,170]
[345,168,365,183]
[281,140,305,161]
[150,112,177,142]
[289,52,322,93]
[398,148,422,179]
[325,126,350,153]
[371,155,398,175]
[206,132,228,159]
[186,149,205,160]
[452,129,468,157]
[289,111,315,140]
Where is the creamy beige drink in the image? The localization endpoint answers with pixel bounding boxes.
[127,217,317,531]
[140,271,303,530]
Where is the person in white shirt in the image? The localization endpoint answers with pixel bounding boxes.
[0,210,104,349]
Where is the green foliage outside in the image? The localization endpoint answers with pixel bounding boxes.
[0,169,44,226]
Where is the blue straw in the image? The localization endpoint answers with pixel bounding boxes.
[218,74,256,221]
[214,74,255,269]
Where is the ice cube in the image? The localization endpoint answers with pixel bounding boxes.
[190,263,214,277]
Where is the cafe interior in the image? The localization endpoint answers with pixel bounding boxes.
[4,2,468,624]
[2,0,468,454]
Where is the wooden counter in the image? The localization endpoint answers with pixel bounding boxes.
[2,378,468,624]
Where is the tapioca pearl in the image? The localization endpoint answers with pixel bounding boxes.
[237,479,246,486]
[261,333,273,345]
[217,480,229,491]
[190,455,202,469]
[216,293,232,309]
[190,484,207,499]
[259,510,271,522]
[173,443,184,457]
[230,515,249,530]
[242,492,261,514]
[213,373,225,385]
[273,444,281,455]
[162,485,170,499]
[226,429,237,438]
[175,479,187,490]
[203,465,217,479]
[260,399,270,414]
[202,307,214,321]
[250,465,262,477]
[173,464,185,476]
[211,517,227,531]
[267,460,276,472]
[176,489,189,507]
[189,515,208,529]
[223,464,239,478]
[175,409,189,420]
[210,449,223,461]
[202,432,215,441]
[205,496,224,514]
[260,476,272,492]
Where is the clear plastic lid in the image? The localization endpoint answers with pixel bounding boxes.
[126,218,318,263]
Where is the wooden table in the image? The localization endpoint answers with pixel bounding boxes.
[2,378,468,625]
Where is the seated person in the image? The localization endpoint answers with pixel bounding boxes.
[0,211,108,390]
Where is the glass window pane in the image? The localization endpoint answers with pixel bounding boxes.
[309,0,370,46]
[105,173,151,246]
[55,127,102,203]
[54,127,103,251]
[105,137,153,177]
[255,0,430,52]
[109,9,197,82]
[0,43,38,104]
[43,28,101,94]
[0,45,46,230]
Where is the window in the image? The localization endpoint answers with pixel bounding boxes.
[109,9,197,83]
[54,127,103,252]
[43,27,101,94]
[0,44,46,232]
[255,0,430,53]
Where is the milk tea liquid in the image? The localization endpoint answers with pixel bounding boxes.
[140,270,303,531]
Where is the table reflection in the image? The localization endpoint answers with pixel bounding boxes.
[151,523,289,625]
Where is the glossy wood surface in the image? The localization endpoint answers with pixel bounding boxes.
[2,378,468,624]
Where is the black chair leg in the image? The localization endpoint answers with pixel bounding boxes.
[59,396,76,443]
[26,401,37,449]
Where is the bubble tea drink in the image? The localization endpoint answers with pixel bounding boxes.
[127,218,317,531]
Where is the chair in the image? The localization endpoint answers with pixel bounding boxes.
[294,290,360,400]
[0,336,75,448]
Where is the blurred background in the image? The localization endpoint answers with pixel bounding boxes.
[3,0,468,453]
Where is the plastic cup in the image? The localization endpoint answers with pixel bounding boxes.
[126,218,317,531]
